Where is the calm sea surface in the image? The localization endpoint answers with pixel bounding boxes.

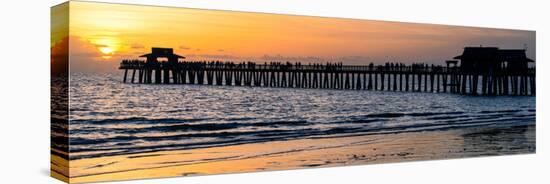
[67,73,536,160]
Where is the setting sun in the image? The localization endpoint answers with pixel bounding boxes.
[99,47,114,54]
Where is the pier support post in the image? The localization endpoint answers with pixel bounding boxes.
[461,74,467,94]
[138,69,143,83]
[399,73,403,91]
[405,73,410,91]
[393,73,397,91]
[380,73,385,91]
[163,68,170,84]
[123,69,128,83]
[436,74,440,92]
[443,74,448,93]
[530,75,536,95]
[417,74,422,92]
[430,73,434,92]
[155,68,161,84]
[424,73,428,92]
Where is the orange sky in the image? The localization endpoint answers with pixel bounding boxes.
[52,1,535,73]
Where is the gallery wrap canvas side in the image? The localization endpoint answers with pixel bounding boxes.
[51,1,70,183]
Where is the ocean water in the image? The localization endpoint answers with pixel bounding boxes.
[67,73,536,160]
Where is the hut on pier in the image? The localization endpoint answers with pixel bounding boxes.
[138,47,186,84]
[141,47,185,64]
[454,47,534,74]
[498,49,534,73]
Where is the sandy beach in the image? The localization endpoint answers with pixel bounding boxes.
[52,124,534,183]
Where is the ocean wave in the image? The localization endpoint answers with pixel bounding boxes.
[68,111,535,160]
[67,74,536,160]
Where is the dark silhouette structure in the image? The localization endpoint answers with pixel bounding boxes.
[141,47,185,63]
[454,47,534,73]
[498,49,534,73]
[129,48,186,84]
[119,47,535,96]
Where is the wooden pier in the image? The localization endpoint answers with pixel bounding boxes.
[119,47,535,96]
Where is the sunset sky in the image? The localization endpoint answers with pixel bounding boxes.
[52,1,536,73]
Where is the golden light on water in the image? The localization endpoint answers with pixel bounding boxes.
[101,55,113,60]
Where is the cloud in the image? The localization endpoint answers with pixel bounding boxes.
[217,49,225,52]
[179,45,191,50]
[185,54,240,60]
[130,43,145,49]
[68,36,122,73]
[93,43,109,48]
[51,37,69,75]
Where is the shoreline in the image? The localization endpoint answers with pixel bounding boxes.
[61,124,535,183]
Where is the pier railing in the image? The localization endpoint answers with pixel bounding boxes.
[119,60,535,96]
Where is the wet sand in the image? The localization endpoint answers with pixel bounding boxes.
[56,124,535,183]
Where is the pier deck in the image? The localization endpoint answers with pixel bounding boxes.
[119,60,535,96]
